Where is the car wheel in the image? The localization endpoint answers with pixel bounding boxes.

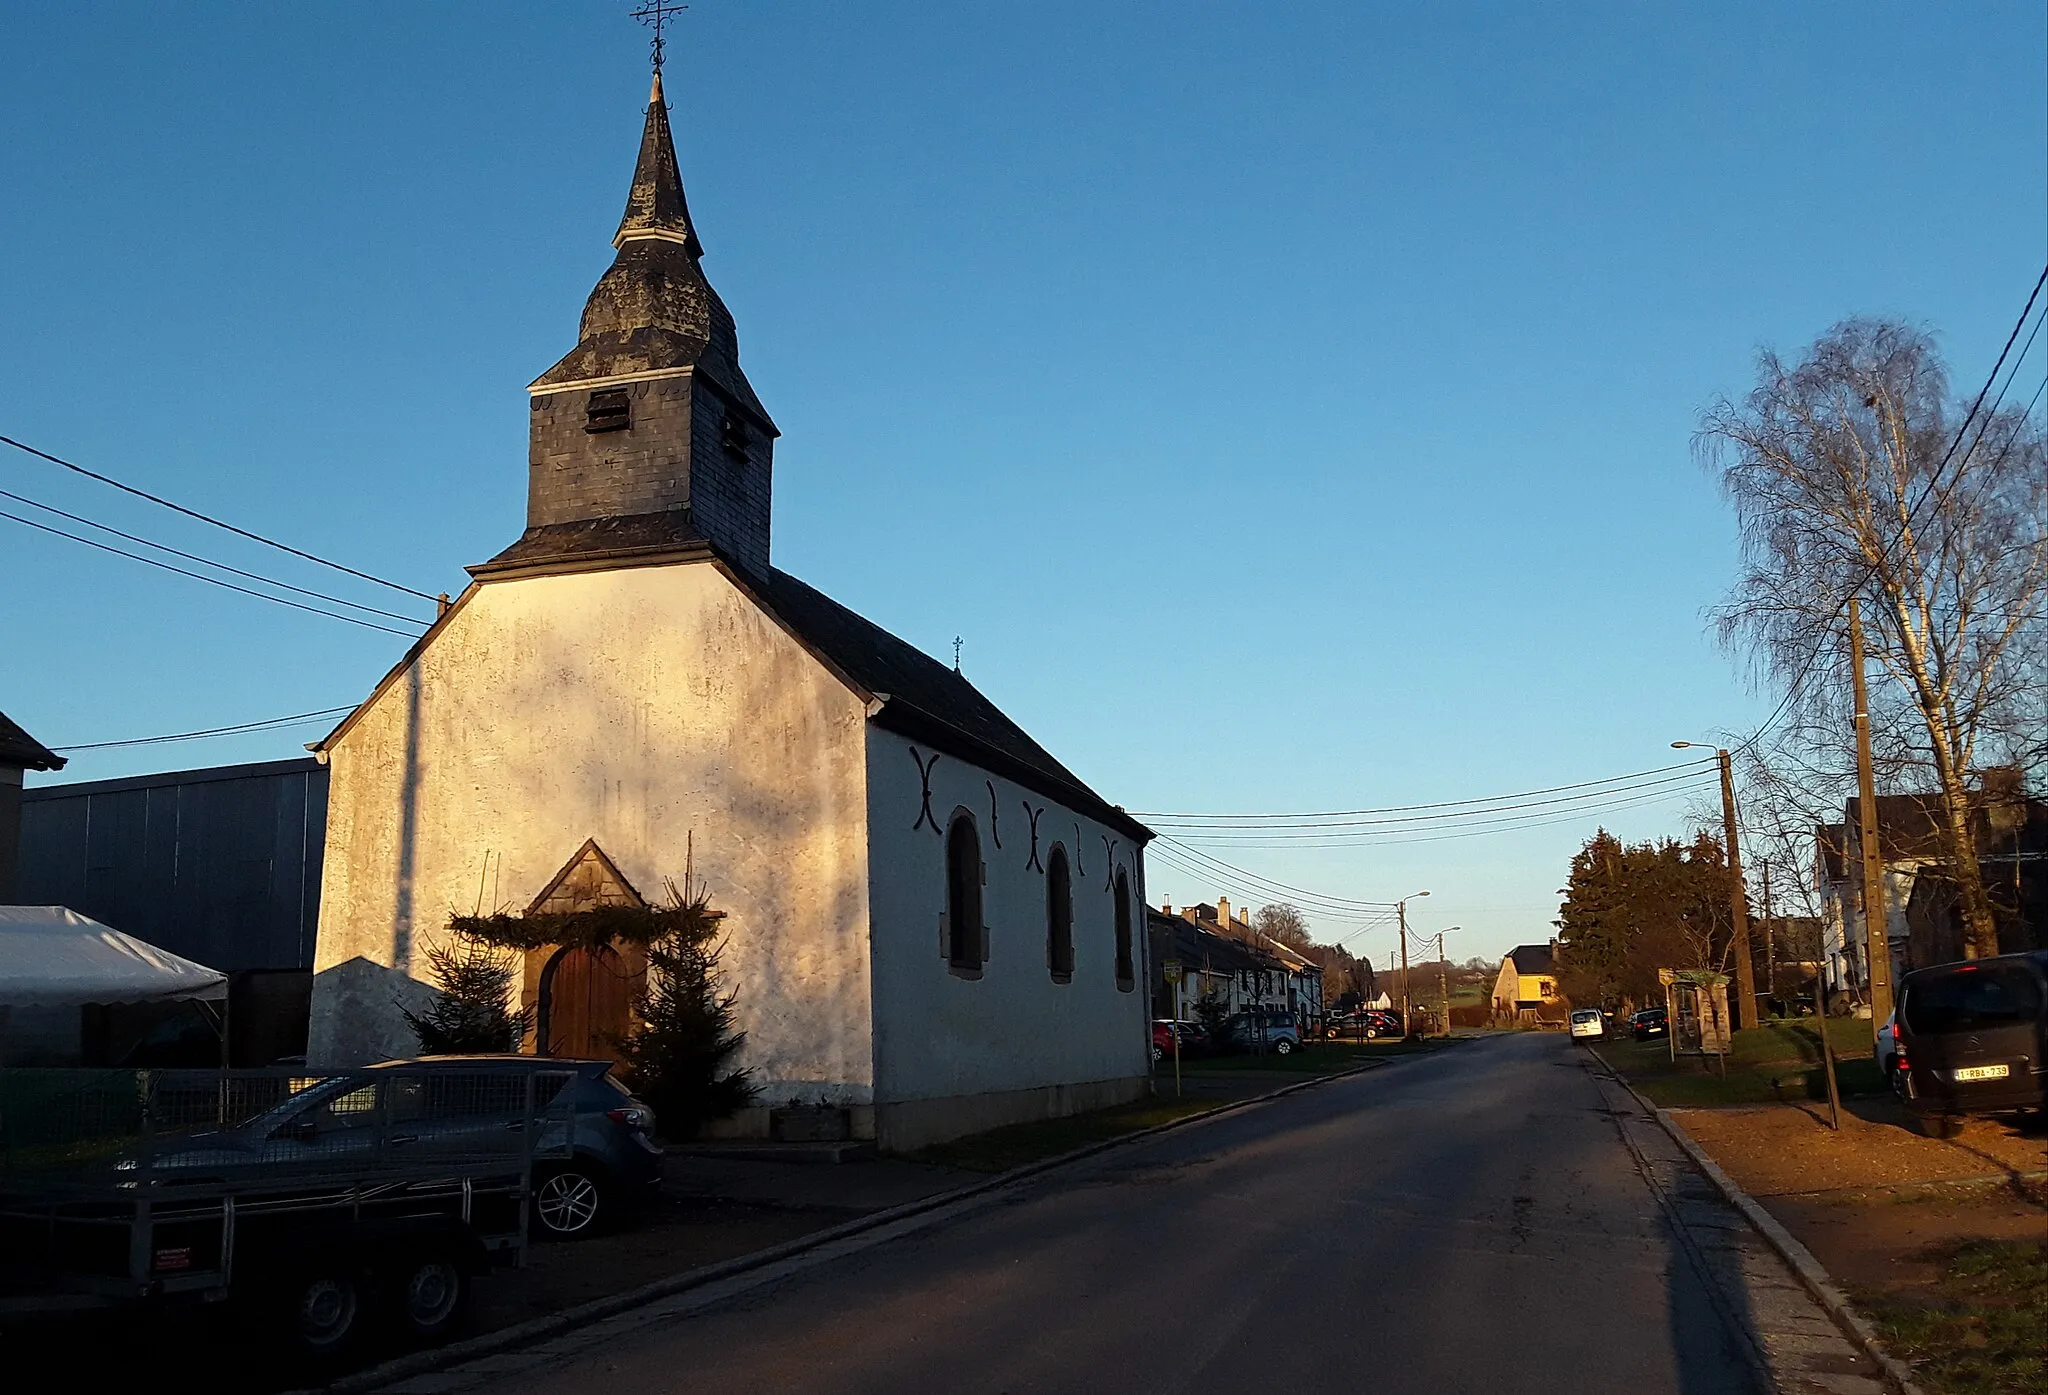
[533,1164,606,1239]
[285,1269,361,1359]
[1151,1043,1164,1062]
[1362,1028,1378,1041]
[389,1250,469,1341]
[1887,1064,1910,1103]
[1274,1038,1294,1056]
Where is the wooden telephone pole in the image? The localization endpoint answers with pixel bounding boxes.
[1848,596,1894,1036]
[1717,748,1760,1028]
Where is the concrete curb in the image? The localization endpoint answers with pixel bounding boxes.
[311,1053,1401,1393]
[1587,1053,1930,1395]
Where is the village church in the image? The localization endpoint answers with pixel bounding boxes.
[305,66,1154,1149]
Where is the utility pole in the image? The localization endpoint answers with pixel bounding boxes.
[1849,596,1894,1038]
[1760,858,1776,1019]
[1435,932,1452,1037]
[1397,902,1413,1036]
[1717,747,1760,1029]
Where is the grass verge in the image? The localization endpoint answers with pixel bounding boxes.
[909,1097,1221,1173]
[1598,1020,1885,1108]
[1852,1239,2048,1395]
[1180,1040,1440,1073]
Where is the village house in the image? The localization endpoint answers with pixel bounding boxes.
[1147,899,1323,1030]
[0,710,65,903]
[302,68,1153,1150]
[1490,942,1564,1023]
[1816,772,2047,999]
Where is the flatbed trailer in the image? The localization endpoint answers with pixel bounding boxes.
[0,1065,575,1355]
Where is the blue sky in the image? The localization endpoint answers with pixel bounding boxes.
[3,3,2042,964]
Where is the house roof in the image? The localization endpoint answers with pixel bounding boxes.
[1147,910,1283,975]
[0,710,66,772]
[1815,823,1847,882]
[1844,795,1948,861]
[1507,943,1556,976]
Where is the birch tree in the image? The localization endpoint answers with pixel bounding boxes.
[1700,318,2048,958]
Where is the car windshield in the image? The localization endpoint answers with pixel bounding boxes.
[1901,965,2043,1035]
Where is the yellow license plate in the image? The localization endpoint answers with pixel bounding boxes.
[1952,1064,2009,1082]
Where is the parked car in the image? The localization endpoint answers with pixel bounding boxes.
[1220,1007,1301,1055]
[1630,1008,1669,1041]
[1151,1020,1205,1061]
[1875,1010,1899,1077]
[1569,1008,1606,1040]
[1326,1008,1403,1040]
[1889,951,2048,1137]
[165,1056,662,1239]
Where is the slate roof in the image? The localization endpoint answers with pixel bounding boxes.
[1506,943,1556,976]
[0,710,65,772]
[743,568,1150,843]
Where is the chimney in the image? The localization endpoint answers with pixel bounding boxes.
[1217,897,1231,927]
[1161,901,1173,916]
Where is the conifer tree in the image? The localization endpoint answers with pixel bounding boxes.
[615,884,757,1140]
[400,928,526,1055]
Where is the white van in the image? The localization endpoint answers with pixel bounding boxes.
[1569,1008,1605,1040]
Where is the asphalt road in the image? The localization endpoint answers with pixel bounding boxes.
[457,1034,1801,1395]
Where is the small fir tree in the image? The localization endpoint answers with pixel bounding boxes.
[401,928,526,1055]
[615,883,758,1140]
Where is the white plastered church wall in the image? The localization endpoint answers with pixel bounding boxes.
[862,726,1149,1148]
[307,562,877,1108]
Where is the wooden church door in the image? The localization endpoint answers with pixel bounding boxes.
[540,943,637,1059]
[524,839,649,1065]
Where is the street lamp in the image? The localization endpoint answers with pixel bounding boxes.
[1671,741,1759,1028]
[1395,891,1430,1036]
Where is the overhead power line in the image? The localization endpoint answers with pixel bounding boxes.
[1160,779,1717,848]
[0,432,439,602]
[0,507,423,637]
[1132,757,1716,823]
[54,706,357,752]
[0,486,431,627]
[1141,764,1715,832]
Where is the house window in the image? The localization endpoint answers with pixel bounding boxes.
[1539,979,1555,997]
[585,388,631,433]
[1046,845,1073,982]
[1113,869,1135,991]
[946,812,984,977]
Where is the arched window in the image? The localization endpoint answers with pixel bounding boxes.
[1113,868,1135,991]
[1046,845,1073,982]
[946,812,984,976]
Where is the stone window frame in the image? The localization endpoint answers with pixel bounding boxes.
[1045,843,1074,984]
[943,808,987,980]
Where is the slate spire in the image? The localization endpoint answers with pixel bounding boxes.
[614,72,703,257]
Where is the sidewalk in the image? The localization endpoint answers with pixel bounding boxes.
[1598,1048,2048,1395]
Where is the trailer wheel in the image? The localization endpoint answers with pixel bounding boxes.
[389,1250,470,1340]
[286,1269,361,1358]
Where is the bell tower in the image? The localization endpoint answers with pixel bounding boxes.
[480,71,778,580]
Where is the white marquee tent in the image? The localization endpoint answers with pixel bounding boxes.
[0,905,227,1007]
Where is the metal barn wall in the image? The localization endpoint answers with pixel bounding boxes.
[18,758,328,972]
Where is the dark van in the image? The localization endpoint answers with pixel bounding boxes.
[1891,950,2048,1136]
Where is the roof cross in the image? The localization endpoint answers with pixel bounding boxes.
[630,0,687,78]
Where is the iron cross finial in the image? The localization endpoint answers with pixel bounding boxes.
[953,636,963,671]
[631,0,687,78]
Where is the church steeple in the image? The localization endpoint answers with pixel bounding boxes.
[491,69,778,581]
[615,73,702,257]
